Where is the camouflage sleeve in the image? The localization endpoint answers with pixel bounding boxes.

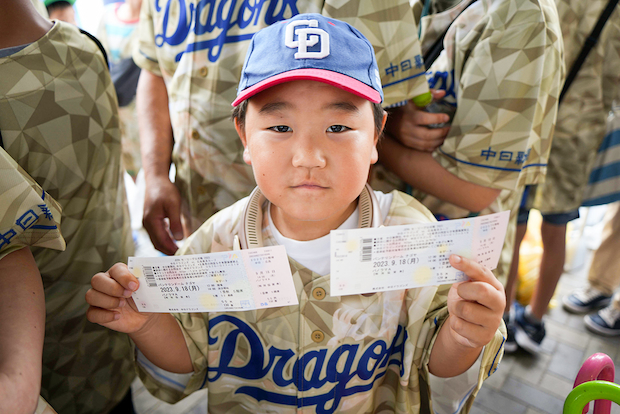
[602,7,620,112]
[323,0,429,107]
[0,148,65,261]
[436,4,563,191]
[133,0,162,76]
[412,284,505,414]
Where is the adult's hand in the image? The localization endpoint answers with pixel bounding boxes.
[385,90,451,152]
[143,175,183,255]
[136,70,179,254]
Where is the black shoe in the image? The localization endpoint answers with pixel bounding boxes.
[584,305,620,336]
[514,303,545,354]
[562,286,612,313]
[503,314,518,353]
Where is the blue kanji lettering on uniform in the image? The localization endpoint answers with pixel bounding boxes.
[481,147,497,160]
[385,62,399,77]
[16,210,38,230]
[400,59,412,71]
[154,0,300,63]
[499,151,513,162]
[38,204,53,220]
[514,148,531,165]
[0,229,17,248]
[414,54,424,69]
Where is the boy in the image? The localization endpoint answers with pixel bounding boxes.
[86,14,506,414]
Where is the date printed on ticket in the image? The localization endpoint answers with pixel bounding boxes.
[330,211,510,296]
[128,245,298,313]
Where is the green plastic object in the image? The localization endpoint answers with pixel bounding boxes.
[43,0,76,6]
[412,91,432,108]
[564,381,620,414]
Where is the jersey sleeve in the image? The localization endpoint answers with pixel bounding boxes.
[133,0,162,76]
[436,4,564,191]
[0,148,65,261]
[323,0,429,107]
[602,8,620,112]
[410,283,506,414]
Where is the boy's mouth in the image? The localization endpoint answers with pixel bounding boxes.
[292,181,328,190]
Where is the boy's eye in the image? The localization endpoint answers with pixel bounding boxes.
[269,125,292,133]
[327,125,350,133]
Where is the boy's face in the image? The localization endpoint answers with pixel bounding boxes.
[236,80,384,239]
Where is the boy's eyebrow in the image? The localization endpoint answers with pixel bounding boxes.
[258,102,291,114]
[324,101,360,113]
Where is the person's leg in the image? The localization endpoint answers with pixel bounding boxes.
[563,203,620,313]
[514,210,578,353]
[587,202,620,294]
[529,221,568,319]
[505,221,528,313]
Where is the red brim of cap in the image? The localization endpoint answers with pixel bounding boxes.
[232,68,381,106]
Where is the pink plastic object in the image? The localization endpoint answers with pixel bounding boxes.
[574,353,616,414]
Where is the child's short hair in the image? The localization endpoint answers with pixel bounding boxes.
[232,99,386,138]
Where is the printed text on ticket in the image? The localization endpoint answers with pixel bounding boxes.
[128,246,298,313]
[330,211,510,296]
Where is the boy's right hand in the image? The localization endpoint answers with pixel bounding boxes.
[86,263,154,334]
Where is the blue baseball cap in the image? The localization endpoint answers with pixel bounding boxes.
[232,13,383,107]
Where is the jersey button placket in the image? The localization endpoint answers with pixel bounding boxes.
[311,330,324,343]
[312,287,326,300]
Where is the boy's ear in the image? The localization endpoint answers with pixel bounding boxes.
[234,117,252,165]
[371,112,388,164]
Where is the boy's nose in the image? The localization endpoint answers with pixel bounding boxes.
[291,135,326,169]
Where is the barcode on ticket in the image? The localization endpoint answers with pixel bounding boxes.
[361,238,373,262]
[143,266,158,287]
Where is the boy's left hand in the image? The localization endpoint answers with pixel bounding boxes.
[446,254,505,349]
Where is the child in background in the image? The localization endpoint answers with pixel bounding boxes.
[86,14,506,414]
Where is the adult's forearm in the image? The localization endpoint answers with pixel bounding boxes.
[130,313,193,374]
[379,137,501,212]
[137,69,174,180]
[0,248,45,414]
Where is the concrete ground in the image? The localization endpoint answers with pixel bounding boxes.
[126,190,620,414]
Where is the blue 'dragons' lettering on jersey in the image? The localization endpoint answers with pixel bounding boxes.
[154,0,300,62]
[207,315,407,414]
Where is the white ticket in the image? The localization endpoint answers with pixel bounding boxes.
[128,245,298,313]
[330,211,510,296]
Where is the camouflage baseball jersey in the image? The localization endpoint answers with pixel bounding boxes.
[134,0,429,233]
[0,22,135,414]
[371,0,564,285]
[532,0,620,213]
[1,149,63,414]
[0,148,64,259]
[97,2,142,178]
[136,189,506,413]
